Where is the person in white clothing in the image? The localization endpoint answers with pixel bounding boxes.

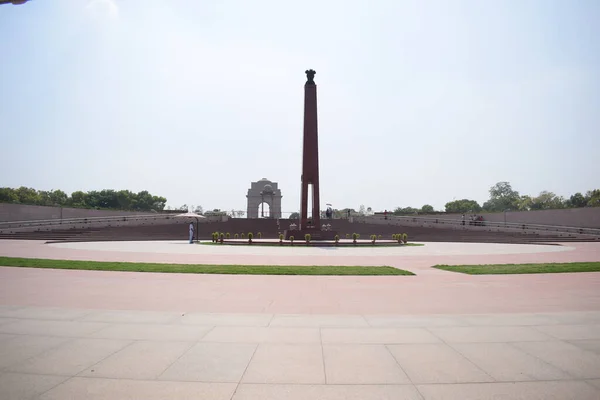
[189,222,194,244]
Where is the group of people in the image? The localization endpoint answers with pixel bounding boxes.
[325,206,334,219]
[461,214,485,226]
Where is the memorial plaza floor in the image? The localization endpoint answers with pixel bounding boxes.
[0,240,599,399]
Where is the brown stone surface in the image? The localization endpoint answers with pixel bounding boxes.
[0,240,599,314]
[300,69,321,231]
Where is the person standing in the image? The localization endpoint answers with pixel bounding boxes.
[189,222,195,244]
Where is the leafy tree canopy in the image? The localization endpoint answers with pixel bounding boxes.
[0,187,167,212]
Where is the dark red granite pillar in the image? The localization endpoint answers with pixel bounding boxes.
[300,69,321,231]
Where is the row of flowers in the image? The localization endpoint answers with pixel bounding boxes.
[209,232,409,245]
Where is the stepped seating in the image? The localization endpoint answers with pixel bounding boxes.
[0,217,595,244]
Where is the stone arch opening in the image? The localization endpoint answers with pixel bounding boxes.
[246,178,282,219]
[257,202,271,218]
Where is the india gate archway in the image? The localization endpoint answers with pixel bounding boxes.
[246,178,282,219]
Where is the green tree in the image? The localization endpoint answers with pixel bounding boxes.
[568,192,587,208]
[69,191,87,207]
[516,195,533,211]
[151,196,167,211]
[116,190,134,210]
[530,191,565,210]
[421,204,434,212]
[482,182,520,212]
[49,190,68,206]
[393,207,419,215]
[587,189,600,207]
[444,199,481,213]
[0,187,18,203]
[289,212,300,219]
[15,187,40,204]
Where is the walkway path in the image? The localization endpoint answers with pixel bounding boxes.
[1,240,599,399]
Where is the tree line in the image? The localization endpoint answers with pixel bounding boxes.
[0,187,167,212]
[394,182,600,215]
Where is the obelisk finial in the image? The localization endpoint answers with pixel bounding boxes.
[305,69,316,84]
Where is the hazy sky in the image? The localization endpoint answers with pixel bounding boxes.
[1,0,598,214]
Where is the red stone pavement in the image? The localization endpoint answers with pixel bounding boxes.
[0,240,599,314]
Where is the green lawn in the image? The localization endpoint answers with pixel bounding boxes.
[0,256,413,276]
[433,262,600,275]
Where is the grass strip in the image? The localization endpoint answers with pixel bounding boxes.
[0,256,413,276]
[433,262,600,275]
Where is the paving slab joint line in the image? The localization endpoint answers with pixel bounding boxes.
[84,321,119,338]
[75,340,137,378]
[154,340,197,380]
[32,338,137,398]
[528,324,564,340]
[35,374,73,399]
[198,325,216,341]
[423,326,496,382]
[359,314,371,327]
[70,309,97,322]
[504,340,580,380]
[383,344,425,400]
[0,335,73,373]
[230,343,259,400]
[319,327,327,384]
[266,313,276,327]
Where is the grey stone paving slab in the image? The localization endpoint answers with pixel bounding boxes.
[0,372,68,400]
[548,311,600,325]
[365,315,466,328]
[388,343,492,384]
[429,326,555,343]
[269,314,368,327]
[0,318,19,327]
[1,305,600,399]
[512,341,600,379]
[323,344,410,384]
[587,379,600,389]
[159,342,257,383]
[0,306,92,321]
[569,339,600,355]
[321,327,441,344]
[39,377,237,400]
[417,380,600,400]
[79,340,193,380]
[8,338,131,375]
[241,344,325,384]
[0,305,25,317]
[0,319,108,337]
[232,383,423,400]
[0,335,70,370]
[452,342,572,381]
[202,326,321,343]
[80,310,181,324]
[90,323,211,341]
[459,313,561,326]
[180,313,273,327]
[0,332,17,343]
[534,324,600,340]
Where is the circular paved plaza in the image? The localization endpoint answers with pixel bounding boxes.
[1,239,599,399]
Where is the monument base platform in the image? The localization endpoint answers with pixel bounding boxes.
[284,229,339,241]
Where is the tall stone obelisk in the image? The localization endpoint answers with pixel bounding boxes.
[300,69,321,231]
